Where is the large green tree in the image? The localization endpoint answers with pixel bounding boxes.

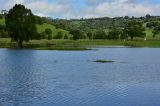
[123,21,146,41]
[5,4,37,47]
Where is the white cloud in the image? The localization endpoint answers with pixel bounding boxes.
[25,1,70,17]
[0,0,70,18]
[81,0,160,18]
[0,0,160,18]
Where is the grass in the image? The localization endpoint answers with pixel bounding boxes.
[36,23,71,37]
[145,28,152,39]
[0,19,5,25]
[0,39,160,50]
[94,60,115,63]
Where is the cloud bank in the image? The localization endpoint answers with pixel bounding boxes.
[0,0,160,18]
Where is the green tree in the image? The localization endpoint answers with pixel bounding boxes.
[70,29,83,40]
[0,15,3,19]
[123,21,146,41]
[94,30,107,39]
[35,15,44,25]
[107,29,121,40]
[120,31,128,40]
[0,25,9,38]
[45,28,52,40]
[146,14,151,19]
[5,4,37,47]
[64,34,68,39]
[124,16,129,20]
[35,33,42,40]
[152,26,160,37]
[42,32,47,39]
[87,31,93,40]
[48,34,52,40]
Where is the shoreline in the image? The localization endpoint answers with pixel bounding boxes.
[0,39,160,50]
[0,45,160,51]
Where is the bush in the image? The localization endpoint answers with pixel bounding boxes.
[45,28,52,40]
[94,30,107,39]
[41,32,47,39]
[107,29,121,40]
[35,33,42,40]
[70,29,83,40]
[0,30,9,38]
[64,34,68,39]
[87,31,93,39]
[48,34,52,40]
[45,28,52,35]
[54,31,63,39]
[35,32,47,40]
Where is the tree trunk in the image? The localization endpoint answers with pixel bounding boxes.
[18,40,23,48]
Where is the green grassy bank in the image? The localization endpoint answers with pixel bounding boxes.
[0,38,160,50]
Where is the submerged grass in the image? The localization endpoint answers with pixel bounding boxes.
[36,47,91,51]
[94,60,115,63]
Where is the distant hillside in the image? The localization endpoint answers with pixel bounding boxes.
[1,15,160,40]
[51,16,160,40]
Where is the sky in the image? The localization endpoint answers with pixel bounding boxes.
[0,0,160,19]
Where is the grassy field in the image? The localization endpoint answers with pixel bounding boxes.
[36,23,71,37]
[0,38,160,50]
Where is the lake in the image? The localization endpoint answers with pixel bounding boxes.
[0,48,160,106]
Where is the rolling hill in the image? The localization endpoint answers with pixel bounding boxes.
[1,17,160,40]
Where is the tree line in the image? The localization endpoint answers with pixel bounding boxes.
[70,20,145,41]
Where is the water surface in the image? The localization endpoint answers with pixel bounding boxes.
[0,48,160,106]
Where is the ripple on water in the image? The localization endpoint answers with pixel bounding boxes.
[0,48,160,106]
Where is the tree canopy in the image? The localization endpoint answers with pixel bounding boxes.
[123,21,146,41]
[5,4,37,47]
[45,28,52,40]
[107,28,122,40]
[94,30,107,39]
[70,29,84,40]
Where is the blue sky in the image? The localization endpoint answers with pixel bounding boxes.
[150,0,160,4]
[1,0,160,18]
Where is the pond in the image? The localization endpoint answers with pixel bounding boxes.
[0,48,160,106]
